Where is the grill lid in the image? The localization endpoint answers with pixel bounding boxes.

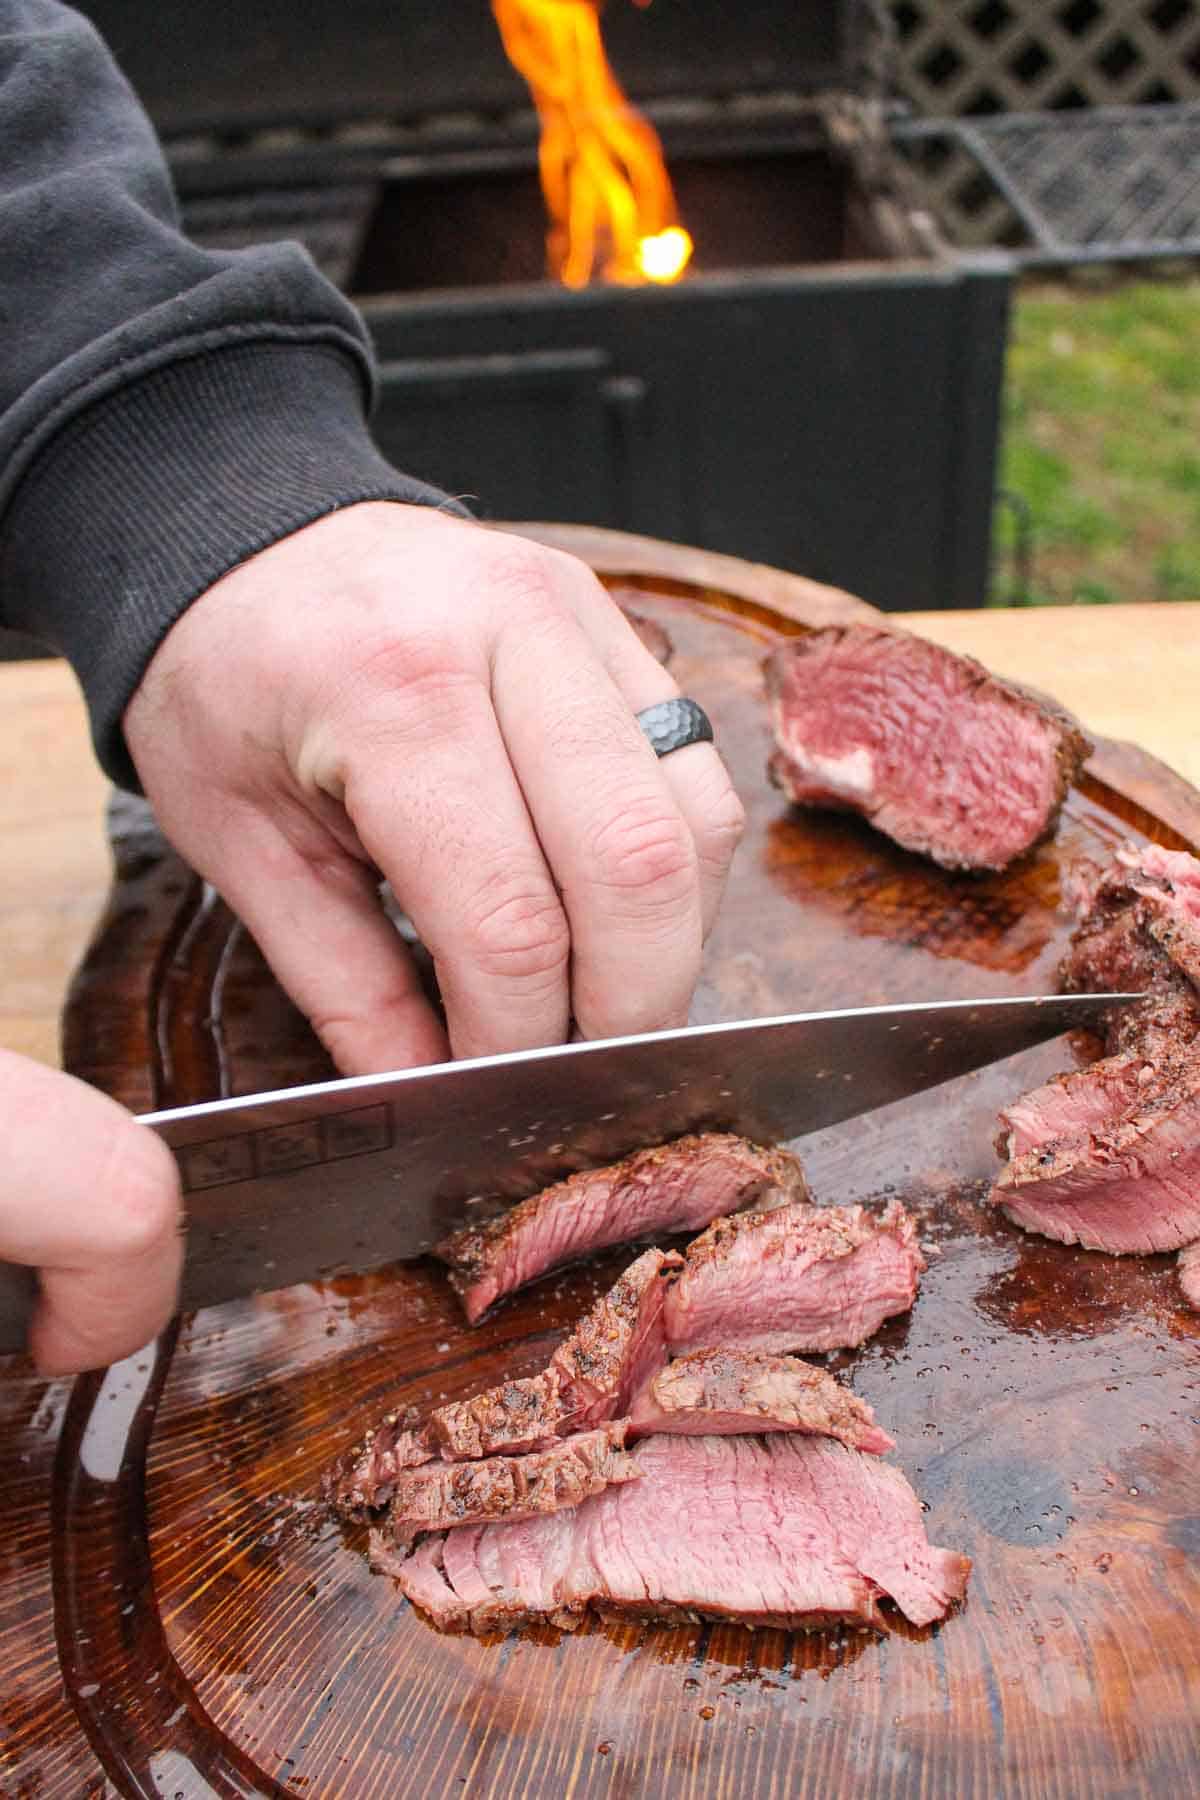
[78,0,889,143]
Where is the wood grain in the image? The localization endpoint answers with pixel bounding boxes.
[0,658,109,1068]
[1,541,1199,1797]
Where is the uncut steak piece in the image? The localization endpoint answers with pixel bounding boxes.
[382,1424,639,1550]
[435,1132,808,1323]
[765,624,1092,871]
[379,1434,969,1637]
[628,1348,894,1454]
[663,1200,924,1357]
[1180,1242,1200,1311]
[993,844,1200,1254]
[427,1247,682,1460]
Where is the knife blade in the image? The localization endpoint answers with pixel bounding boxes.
[0,992,1136,1352]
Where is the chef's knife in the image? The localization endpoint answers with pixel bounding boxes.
[0,992,1136,1352]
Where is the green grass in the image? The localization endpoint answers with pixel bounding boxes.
[993,277,1200,605]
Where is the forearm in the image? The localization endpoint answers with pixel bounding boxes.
[0,1,458,788]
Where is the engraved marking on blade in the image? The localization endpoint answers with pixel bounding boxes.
[178,1134,255,1193]
[258,1120,322,1174]
[176,1103,392,1194]
[321,1104,392,1161]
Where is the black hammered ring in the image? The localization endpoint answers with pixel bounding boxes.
[636,697,714,758]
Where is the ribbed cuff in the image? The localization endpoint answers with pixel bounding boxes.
[0,341,466,790]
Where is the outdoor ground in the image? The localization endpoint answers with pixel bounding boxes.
[995,275,1200,606]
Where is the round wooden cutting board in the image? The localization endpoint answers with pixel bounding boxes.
[2,528,1198,1798]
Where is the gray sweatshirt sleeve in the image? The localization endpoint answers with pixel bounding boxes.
[0,0,461,789]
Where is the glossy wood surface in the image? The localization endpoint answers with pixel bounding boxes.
[1,538,1199,1797]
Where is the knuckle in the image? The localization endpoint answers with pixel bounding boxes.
[481,543,581,630]
[352,635,478,719]
[310,1009,376,1073]
[97,1125,182,1264]
[464,884,572,985]
[313,643,485,780]
[589,798,697,909]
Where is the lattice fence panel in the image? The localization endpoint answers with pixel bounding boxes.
[885,0,1200,245]
[889,0,1200,117]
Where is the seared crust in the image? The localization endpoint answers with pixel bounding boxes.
[435,1133,809,1323]
[993,844,1200,1252]
[324,1412,432,1520]
[629,1347,894,1454]
[385,1423,639,1548]
[328,1249,682,1521]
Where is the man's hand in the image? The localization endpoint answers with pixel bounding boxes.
[0,1049,182,1374]
[125,505,744,1074]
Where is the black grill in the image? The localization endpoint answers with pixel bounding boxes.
[68,0,1012,614]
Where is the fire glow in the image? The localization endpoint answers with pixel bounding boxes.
[491,0,693,289]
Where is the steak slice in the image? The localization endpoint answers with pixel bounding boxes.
[993,844,1200,1254]
[382,1434,969,1636]
[435,1132,808,1323]
[427,1247,681,1459]
[992,1051,1200,1253]
[425,1372,565,1465]
[1062,843,1200,1008]
[765,624,1091,871]
[1180,1242,1200,1312]
[381,1423,639,1549]
[547,1245,679,1429]
[324,1414,433,1520]
[663,1200,924,1357]
[628,1348,894,1454]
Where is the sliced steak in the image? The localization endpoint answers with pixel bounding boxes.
[427,1247,681,1459]
[993,844,1200,1254]
[382,1423,639,1549]
[765,624,1091,871]
[1179,1242,1200,1312]
[663,1200,924,1356]
[628,1348,894,1454]
[425,1372,566,1465]
[548,1244,679,1429]
[435,1132,808,1323]
[382,1434,969,1636]
[324,1414,433,1520]
[1062,843,1200,1007]
[992,1052,1200,1253]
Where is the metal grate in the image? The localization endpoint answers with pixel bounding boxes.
[895,101,1200,259]
[886,0,1200,247]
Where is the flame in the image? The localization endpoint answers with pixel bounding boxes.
[491,0,693,289]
